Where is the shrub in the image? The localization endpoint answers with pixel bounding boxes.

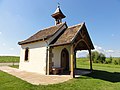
[105,56,112,64]
[112,58,120,65]
[105,59,111,64]
[114,60,118,65]
[118,58,120,65]
[109,56,112,63]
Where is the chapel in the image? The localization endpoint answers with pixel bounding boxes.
[18,5,94,77]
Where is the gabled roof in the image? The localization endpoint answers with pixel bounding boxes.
[18,22,66,45]
[50,22,94,49]
[50,23,84,46]
[18,22,94,50]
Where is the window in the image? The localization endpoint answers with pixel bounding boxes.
[25,47,29,61]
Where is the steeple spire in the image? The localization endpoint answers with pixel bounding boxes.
[51,4,66,25]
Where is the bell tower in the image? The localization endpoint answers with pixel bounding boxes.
[51,4,66,25]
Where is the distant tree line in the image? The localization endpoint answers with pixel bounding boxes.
[87,51,120,65]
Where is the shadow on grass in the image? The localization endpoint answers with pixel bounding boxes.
[84,70,120,83]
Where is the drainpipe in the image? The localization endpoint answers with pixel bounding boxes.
[44,39,49,75]
[46,46,50,75]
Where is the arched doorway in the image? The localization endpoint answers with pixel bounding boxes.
[61,48,69,71]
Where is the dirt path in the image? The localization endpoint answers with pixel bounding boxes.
[0,62,19,66]
[0,66,71,85]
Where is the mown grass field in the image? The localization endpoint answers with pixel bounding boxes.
[0,56,19,63]
[77,58,120,73]
[0,57,120,90]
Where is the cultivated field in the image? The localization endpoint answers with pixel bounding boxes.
[0,57,120,90]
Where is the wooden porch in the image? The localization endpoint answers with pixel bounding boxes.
[46,23,94,78]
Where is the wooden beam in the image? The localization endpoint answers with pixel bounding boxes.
[70,45,75,78]
[74,51,76,69]
[89,49,93,71]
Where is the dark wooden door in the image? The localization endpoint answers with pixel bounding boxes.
[61,48,69,70]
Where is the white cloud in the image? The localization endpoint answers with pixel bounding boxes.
[94,45,120,57]
[106,50,114,53]
[0,54,19,56]
[76,45,120,58]
[95,45,102,50]
[10,48,14,50]
[78,50,88,53]
[0,32,2,35]
[76,50,89,58]
[93,45,106,53]
[2,43,6,46]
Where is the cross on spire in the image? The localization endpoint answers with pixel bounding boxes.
[57,3,60,8]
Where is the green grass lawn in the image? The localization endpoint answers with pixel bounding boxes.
[0,58,120,90]
[10,65,19,68]
[0,56,20,63]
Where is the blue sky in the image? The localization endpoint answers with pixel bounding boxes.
[0,0,120,57]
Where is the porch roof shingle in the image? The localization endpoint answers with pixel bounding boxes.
[50,23,84,46]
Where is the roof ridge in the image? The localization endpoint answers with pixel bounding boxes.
[68,22,85,28]
[70,22,84,43]
[18,22,66,45]
[39,22,65,32]
[27,22,65,39]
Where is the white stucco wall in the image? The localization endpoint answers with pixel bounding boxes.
[19,41,47,75]
[52,45,71,69]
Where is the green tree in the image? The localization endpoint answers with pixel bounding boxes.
[92,51,99,63]
[98,53,106,63]
[118,58,120,65]
[109,55,112,63]
[87,51,106,63]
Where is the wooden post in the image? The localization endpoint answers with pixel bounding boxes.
[89,49,93,71]
[70,45,75,78]
[74,51,76,69]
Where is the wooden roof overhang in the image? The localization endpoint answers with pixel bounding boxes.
[18,23,66,45]
[50,23,94,51]
[71,24,94,51]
